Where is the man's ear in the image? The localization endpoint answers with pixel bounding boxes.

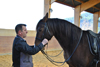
[43,13,48,23]
[18,30,22,35]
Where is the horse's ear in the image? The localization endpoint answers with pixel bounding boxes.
[43,13,48,23]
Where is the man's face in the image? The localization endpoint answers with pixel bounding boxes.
[21,26,28,38]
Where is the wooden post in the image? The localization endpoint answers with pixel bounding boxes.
[44,0,51,18]
[93,12,99,33]
[99,11,100,17]
[74,5,81,27]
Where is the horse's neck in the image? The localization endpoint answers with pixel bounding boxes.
[53,28,82,51]
[54,34,71,50]
[49,19,82,50]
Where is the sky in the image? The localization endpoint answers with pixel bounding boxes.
[0,0,75,30]
[50,3,74,19]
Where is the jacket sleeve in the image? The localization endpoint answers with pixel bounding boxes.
[16,40,44,55]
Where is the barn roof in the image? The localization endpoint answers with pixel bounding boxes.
[55,0,100,13]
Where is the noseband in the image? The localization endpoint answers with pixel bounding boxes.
[36,23,52,41]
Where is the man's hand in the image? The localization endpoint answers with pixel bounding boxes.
[42,38,48,46]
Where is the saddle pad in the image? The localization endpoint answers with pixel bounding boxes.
[87,30,100,54]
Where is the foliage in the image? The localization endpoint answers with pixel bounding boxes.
[65,12,100,32]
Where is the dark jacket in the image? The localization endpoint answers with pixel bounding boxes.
[12,35,44,67]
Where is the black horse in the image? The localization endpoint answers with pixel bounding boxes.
[35,13,100,67]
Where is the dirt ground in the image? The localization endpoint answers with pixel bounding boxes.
[0,50,69,67]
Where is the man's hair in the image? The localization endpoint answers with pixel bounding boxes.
[15,24,26,34]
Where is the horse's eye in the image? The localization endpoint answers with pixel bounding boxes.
[39,29,42,32]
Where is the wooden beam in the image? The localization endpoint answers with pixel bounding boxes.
[55,1,75,8]
[93,6,100,11]
[75,0,83,3]
[80,0,100,12]
[74,5,81,27]
[72,0,75,6]
[93,12,99,33]
[76,0,100,11]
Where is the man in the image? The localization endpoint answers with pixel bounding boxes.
[12,24,48,67]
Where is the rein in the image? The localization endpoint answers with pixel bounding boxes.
[41,30,83,66]
[36,22,83,66]
[44,49,63,57]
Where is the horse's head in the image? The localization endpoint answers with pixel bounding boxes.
[35,13,53,46]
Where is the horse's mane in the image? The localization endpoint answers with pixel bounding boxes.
[47,18,82,37]
[45,18,82,50]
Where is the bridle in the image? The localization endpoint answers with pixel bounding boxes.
[35,23,52,41]
[35,22,83,66]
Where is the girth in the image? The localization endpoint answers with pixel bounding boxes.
[87,30,100,60]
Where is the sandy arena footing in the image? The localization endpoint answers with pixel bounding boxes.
[0,50,69,67]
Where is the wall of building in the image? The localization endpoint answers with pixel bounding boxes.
[0,29,61,54]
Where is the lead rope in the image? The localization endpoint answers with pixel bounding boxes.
[41,31,83,66]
